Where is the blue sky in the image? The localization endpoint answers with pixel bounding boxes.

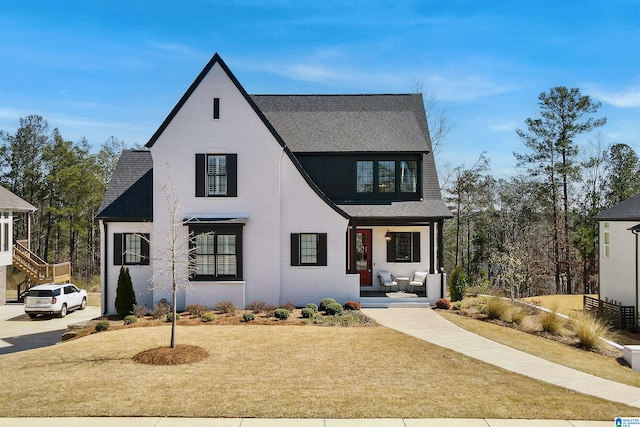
[1,0,639,178]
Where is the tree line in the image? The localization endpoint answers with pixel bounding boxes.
[0,115,126,286]
[441,86,640,297]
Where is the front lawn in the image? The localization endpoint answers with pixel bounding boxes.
[0,323,638,419]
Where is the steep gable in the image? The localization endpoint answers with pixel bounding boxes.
[96,150,152,221]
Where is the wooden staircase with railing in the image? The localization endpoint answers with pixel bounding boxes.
[13,240,71,301]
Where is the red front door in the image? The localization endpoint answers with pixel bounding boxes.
[351,229,372,286]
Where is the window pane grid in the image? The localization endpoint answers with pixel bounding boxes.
[300,233,317,264]
[400,161,417,193]
[124,234,142,264]
[378,161,395,193]
[356,161,374,193]
[395,233,411,261]
[207,155,227,196]
[193,232,239,278]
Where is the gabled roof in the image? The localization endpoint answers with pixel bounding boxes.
[96,150,152,221]
[594,192,640,221]
[0,186,36,212]
[251,94,431,153]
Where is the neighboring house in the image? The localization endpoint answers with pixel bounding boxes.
[96,53,451,315]
[0,186,36,305]
[594,192,640,315]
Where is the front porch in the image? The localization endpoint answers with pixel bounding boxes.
[346,219,446,302]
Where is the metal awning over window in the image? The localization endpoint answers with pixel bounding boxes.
[183,213,249,225]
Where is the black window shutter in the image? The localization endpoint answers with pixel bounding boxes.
[318,233,327,266]
[113,233,123,265]
[227,154,237,197]
[412,232,421,262]
[290,233,300,266]
[386,233,396,262]
[140,233,150,266]
[195,154,206,197]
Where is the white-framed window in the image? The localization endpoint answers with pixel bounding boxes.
[207,155,227,196]
[0,212,11,253]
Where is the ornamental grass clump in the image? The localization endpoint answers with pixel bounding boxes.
[485,297,509,320]
[510,305,528,325]
[540,302,565,335]
[571,312,611,350]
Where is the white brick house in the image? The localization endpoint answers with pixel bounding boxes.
[96,53,451,315]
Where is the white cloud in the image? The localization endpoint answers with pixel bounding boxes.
[590,86,640,108]
[147,42,209,62]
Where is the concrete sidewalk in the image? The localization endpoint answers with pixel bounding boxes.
[0,417,619,426]
[362,307,640,409]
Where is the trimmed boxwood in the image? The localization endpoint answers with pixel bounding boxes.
[325,302,344,316]
[319,298,338,312]
[274,308,290,320]
[301,307,316,318]
[95,321,110,332]
[305,303,318,313]
[243,312,256,322]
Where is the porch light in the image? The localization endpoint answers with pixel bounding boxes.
[385,231,392,241]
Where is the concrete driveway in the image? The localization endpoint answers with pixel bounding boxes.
[0,302,101,355]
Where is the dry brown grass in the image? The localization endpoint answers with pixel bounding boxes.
[440,310,640,388]
[522,294,594,316]
[0,324,638,419]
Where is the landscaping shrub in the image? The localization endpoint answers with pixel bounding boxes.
[95,321,110,332]
[132,304,148,318]
[435,298,451,309]
[248,300,267,314]
[485,297,509,320]
[451,301,463,311]
[216,300,237,315]
[123,315,137,325]
[319,297,338,311]
[510,305,527,325]
[186,304,208,317]
[449,265,467,302]
[571,312,611,350]
[152,299,171,319]
[166,312,181,322]
[274,308,290,320]
[540,306,565,335]
[301,307,316,318]
[264,304,277,318]
[344,301,361,311]
[280,301,296,312]
[201,311,216,322]
[243,312,256,322]
[115,266,136,318]
[325,302,344,315]
[305,303,318,313]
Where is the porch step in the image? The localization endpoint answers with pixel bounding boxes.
[359,297,431,308]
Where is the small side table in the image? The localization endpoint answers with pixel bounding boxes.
[395,277,410,292]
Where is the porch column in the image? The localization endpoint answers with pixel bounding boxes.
[429,221,435,274]
[437,219,444,272]
[349,224,357,273]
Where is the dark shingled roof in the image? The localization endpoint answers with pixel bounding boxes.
[251,94,430,153]
[0,186,36,212]
[252,94,451,220]
[594,192,640,221]
[96,150,153,221]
